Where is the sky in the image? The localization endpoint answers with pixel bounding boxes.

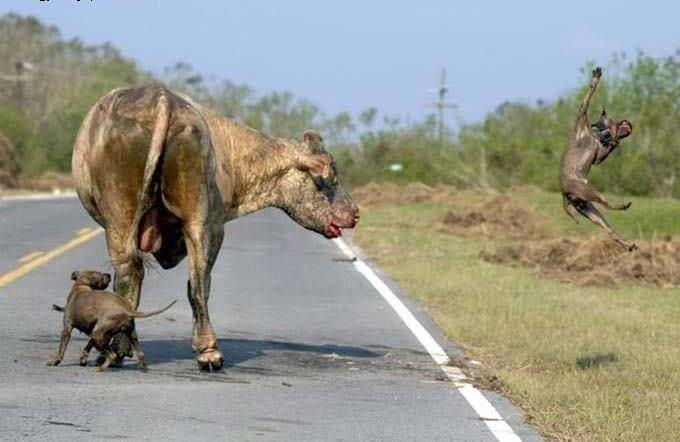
[4,0,678,125]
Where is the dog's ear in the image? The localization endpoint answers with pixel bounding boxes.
[71,271,78,281]
[103,273,112,287]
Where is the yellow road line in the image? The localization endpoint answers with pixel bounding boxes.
[18,251,44,263]
[0,227,104,288]
[77,227,94,236]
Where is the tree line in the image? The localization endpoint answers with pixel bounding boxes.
[0,14,677,197]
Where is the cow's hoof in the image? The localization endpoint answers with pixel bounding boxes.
[196,349,224,371]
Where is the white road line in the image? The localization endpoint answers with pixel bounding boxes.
[0,191,77,202]
[333,237,522,442]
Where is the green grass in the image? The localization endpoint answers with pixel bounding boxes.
[352,188,680,441]
[514,186,680,240]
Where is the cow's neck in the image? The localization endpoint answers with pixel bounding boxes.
[210,117,296,219]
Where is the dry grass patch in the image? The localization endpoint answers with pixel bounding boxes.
[351,183,680,441]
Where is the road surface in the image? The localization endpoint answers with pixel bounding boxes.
[0,195,541,441]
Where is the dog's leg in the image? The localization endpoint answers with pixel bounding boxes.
[91,326,116,372]
[129,330,147,370]
[562,194,580,223]
[584,189,631,211]
[80,339,94,366]
[566,180,631,211]
[47,325,73,366]
[575,201,637,251]
[96,350,117,372]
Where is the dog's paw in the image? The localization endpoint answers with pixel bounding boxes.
[79,356,88,366]
[46,359,61,366]
[621,201,632,210]
[628,243,638,252]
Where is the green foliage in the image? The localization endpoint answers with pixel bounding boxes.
[456,51,680,196]
[0,13,676,199]
[0,13,144,176]
[338,50,679,197]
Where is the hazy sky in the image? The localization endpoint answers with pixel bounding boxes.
[4,1,678,124]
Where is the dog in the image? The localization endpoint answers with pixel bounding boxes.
[47,270,176,371]
[559,67,635,250]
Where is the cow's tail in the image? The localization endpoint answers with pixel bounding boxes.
[128,299,177,319]
[126,90,171,259]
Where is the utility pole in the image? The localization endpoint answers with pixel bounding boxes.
[424,68,456,145]
[14,61,24,108]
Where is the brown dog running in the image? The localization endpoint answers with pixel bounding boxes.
[47,270,176,371]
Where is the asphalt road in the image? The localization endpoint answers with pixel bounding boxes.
[0,196,542,441]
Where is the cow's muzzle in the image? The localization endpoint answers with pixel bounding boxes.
[324,203,359,238]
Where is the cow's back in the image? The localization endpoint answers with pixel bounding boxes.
[72,84,212,239]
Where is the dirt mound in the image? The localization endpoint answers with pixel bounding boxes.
[481,236,680,288]
[442,194,548,239]
[352,182,455,206]
[0,130,20,188]
[27,171,73,191]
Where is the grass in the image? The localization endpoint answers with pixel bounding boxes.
[513,186,680,240]
[352,187,680,441]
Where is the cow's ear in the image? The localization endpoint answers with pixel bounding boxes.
[297,153,331,177]
[71,271,78,281]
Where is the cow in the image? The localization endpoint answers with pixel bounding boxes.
[72,84,359,370]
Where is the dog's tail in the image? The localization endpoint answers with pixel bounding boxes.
[128,299,177,319]
[52,304,64,312]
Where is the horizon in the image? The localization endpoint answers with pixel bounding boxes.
[3,1,678,126]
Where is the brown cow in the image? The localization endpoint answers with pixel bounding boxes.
[72,84,359,370]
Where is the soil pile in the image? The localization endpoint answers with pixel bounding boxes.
[0,130,20,188]
[442,195,548,239]
[481,236,680,288]
[352,182,455,206]
[27,171,73,191]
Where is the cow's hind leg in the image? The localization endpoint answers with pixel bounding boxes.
[161,114,225,370]
[129,330,147,370]
[105,229,145,361]
[185,219,225,370]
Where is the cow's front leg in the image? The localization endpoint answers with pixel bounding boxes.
[185,222,224,371]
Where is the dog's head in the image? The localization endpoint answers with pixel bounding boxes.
[71,270,111,290]
[592,108,632,148]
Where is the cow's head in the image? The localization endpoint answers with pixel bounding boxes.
[277,130,359,238]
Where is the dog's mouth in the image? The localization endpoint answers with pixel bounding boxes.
[617,121,632,139]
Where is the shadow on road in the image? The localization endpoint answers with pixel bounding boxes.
[142,338,382,368]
